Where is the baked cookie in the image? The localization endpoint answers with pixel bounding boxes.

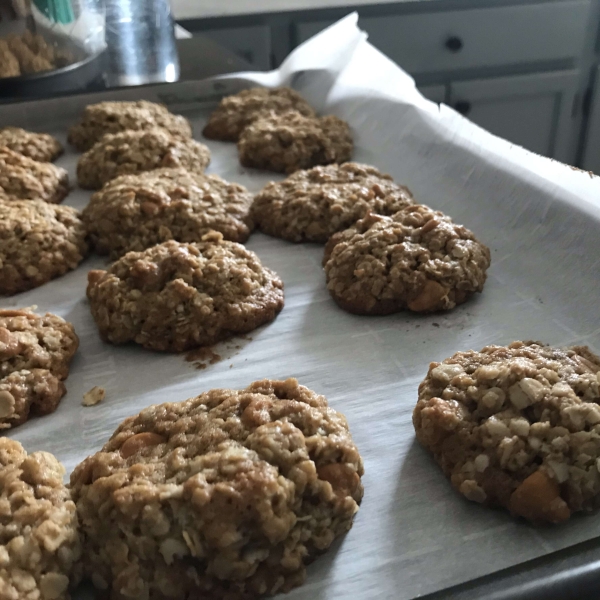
[0,147,69,204]
[0,199,88,296]
[67,101,193,152]
[0,127,63,162]
[7,35,53,74]
[0,40,20,78]
[0,439,81,599]
[252,162,414,243]
[70,377,363,599]
[323,205,491,315]
[83,168,254,258]
[413,341,600,523]
[76,128,211,190]
[238,111,353,174]
[0,308,79,429]
[86,235,284,352]
[203,86,316,141]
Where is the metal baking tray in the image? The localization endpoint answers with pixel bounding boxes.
[1,23,600,599]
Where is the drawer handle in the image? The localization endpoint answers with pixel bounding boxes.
[455,101,471,115]
[445,36,464,53]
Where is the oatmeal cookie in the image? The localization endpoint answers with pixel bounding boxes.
[0,147,69,204]
[0,40,20,78]
[0,438,81,599]
[203,86,316,142]
[0,127,63,162]
[67,101,193,152]
[0,308,79,429]
[253,162,414,243]
[83,168,254,258]
[86,235,284,352]
[7,35,53,74]
[0,199,88,296]
[238,111,353,174]
[77,129,211,189]
[323,205,491,315]
[70,377,363,600]
[413,341,600,523]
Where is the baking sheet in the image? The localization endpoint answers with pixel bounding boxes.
[2,13,600,600]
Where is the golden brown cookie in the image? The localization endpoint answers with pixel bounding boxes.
[0,199,88,296]
[323,205,491,315]
[0,308,79,429]
[0,147,69,204]
[67,101,192,152]
[238,111,353,174]
[413,341,600,523]
[203,86,316,141]
[86,235,284,352]
[0,127,63,162]
[70,378,363,599]
[76,128,211,189]
[0,438,82,598]
[83,168,254,258]
[252,162,414,243]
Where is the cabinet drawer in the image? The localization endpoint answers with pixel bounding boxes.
[201,25,271,70]
[295,1,591,75]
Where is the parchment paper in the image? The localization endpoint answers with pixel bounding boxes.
[3,14,600,599]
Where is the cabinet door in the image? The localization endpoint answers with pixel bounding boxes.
[449,71,579,162]
[200,26,271,70]
[582,65,600,175]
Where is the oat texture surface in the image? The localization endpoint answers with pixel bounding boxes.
[413,341,600,523]
[323,205,491,315]
[252,163,414,243]
[86,236,284,352]
[70,378,363,600]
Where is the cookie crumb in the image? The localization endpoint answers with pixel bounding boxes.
[82,386,105,406]
[185,347,222,370]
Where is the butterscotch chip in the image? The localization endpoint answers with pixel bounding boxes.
[0,127,63,162]
[83,168,254,258]
[0,147,69,203]
[70,378,363,599]
[323,205,490,315]
[86,236,284,352]
[76,129,211,189]
[203,86,316,141]
[0,40,20,78]
[82,386,105,407]
[238,111,353,174]
[0,308,78,430]
[252,163,414,243]
[413,341,600,523]
[0,199,88,296]
[0,439,82,599]
[67,100,193,152]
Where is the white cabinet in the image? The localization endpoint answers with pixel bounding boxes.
[449,71,580,162]
[200,26,271,70]
[582,65,600,175]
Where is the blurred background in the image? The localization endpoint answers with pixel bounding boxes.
[0,0,599,173]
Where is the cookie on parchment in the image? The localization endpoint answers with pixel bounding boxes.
[238,111,353,174]
[413,341,600,523]
[202,86,316,141]
[83,168,254,258]
[67,100,193,152]
[252,162,414,243]
[323,205,490,315]
[0,199,88,296]
[86,235,284,352]
[0,147,69,204]
[70,377,363,600]
[0,127,63,162]
[76,128,211,189]
[0,308,79,430]
[0,438,82,599]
